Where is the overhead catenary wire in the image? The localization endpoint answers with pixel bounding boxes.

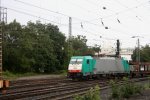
[14,0,149,30]
[85,0,150,36]
[113,0,150,24]
[10,0,113,38]
[7,4,147,39]
[113,0,144,22]
[11,0,150,26]
[7,7,106,40]
[88,0,149,21]
[64,0,99,14]
[13,0,103,28]
[8,5,61,21]
[6,4,103,34]
[105,0,150,37]
[14,0,69,17]
[7,7,68,26]
[6,0,150,45]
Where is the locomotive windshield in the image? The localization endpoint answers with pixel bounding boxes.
[70,59,83,64]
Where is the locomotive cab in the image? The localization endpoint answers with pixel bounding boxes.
[67,56,96,80]
[68,57,83,79]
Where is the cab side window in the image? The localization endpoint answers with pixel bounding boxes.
[87,59,89,64]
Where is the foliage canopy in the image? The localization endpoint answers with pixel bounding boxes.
[132,45,150,62]
[2,20,100,73]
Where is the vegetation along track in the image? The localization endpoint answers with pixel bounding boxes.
[0,77,149,100]
[10,77,67,87]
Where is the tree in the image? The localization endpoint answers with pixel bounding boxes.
[68,35,88,56]
[45,23,66,71]
[132,45,150,62]
[92,44,101,56]
[3,20,67,73]
[3,20,29,72]
[140,45,150,62]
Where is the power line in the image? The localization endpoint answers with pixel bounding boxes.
[64,0,99,14]
[84,0,149,33]
[113,0,129,8]
[104,0,150,37]
[113,0,145,22]
[89,0,149,21]
[7,7,68,26]
[4,0,149,48]
[11,0,150,29]
[14,0,69,17]
[7,7,103,38]
[14,0,103,28]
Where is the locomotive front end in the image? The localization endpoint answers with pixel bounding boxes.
[67,57,83,79]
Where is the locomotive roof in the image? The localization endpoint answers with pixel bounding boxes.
[71,56,93,59]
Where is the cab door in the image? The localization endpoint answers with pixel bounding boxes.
[86,59,91,73]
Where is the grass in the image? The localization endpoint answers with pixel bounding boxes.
[144,77,150,89]
[2,70,67,80]
[74,85,100,100]
[2,71,40,80]
[51,70,67,76]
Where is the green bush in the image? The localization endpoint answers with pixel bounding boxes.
[74,85,100,100]
[121,78,134,98]
[121,77,144,98]
[110,77,144,99]
[109,80,120,98]
[144,77,150,89]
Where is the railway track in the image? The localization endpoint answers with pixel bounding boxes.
[0,79,107,100]
[10,77,67,86]
[4,80,100,94]
[0,77,149,100]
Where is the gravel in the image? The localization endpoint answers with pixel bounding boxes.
[16,75,65,80]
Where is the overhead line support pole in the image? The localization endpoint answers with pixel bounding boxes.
[68,17,72,61]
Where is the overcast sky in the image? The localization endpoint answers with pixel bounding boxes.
[2,0,150,48]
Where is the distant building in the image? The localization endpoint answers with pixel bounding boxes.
[120,48,134,61]
[99,47,134,61]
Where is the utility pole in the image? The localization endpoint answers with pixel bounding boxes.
[132,36,142,76]
[131,36,142,63]
[135,46,138,62]
[116,39,120,57]
[69,17,72,39]
[137,38,140,63]
[68,17,72,60]
[0,1,9,90]
[0,7,7,79]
